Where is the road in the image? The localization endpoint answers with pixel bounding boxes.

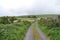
[24,22,48,40]
[24,23,34,40]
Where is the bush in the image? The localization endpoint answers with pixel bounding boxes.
[0,21,31,40]
[38,16,60,40]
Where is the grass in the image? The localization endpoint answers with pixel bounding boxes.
[38,23,60,40]
[0,21,31,40]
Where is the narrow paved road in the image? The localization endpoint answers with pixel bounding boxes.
[24,22,49,40]
[24,24,34,40]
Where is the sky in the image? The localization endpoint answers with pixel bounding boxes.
[0,0,60,16]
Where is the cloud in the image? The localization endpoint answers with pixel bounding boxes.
[0,0,34,16]
[0,0,60,16]
[27,0,60,15]
[0,7,29,16]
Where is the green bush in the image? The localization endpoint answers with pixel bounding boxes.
[38,17,60,40]
[0,21,31,40]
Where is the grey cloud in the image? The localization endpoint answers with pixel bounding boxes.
[0,0,60,16]
[27,0,60,15]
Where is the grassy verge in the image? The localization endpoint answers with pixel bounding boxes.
[33,24,41,40]
[38,24,50,40]
[38,23,60,40]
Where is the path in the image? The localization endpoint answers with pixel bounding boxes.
[24,22,49,40]
[24,24,34,40]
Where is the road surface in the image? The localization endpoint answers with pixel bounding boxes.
[24,22,49,40]
[24,23,34,40]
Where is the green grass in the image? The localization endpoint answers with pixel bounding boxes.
[0,21,31,40]
[38,23,60,40]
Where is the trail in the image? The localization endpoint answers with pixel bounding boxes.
[24,22,49,40]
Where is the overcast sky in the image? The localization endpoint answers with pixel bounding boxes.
[0,0,60,16]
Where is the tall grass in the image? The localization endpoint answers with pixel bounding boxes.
[0,21,31,40]
[38,17,60,40]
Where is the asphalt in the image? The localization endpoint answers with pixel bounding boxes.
[24,24,34,40]
[24,22,48,40]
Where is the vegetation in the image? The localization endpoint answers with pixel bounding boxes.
[0,16,17,24]
[0,22,31,40]
[0,16,33,40]
[38,15,60,40]
[1,15,60,40]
